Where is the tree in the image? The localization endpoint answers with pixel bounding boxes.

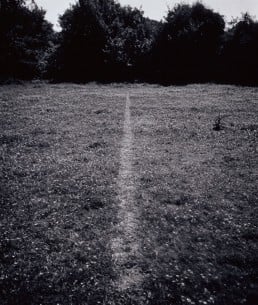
[49,0,157,82]
[49,0,107,82]
[152,2,225,83]
[104,5,155,80]
[0,0,54,80]
[221,13,258,84]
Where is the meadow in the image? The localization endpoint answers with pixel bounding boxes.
[0,82,257,305]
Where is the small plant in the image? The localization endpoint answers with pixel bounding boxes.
[213,115,223,131]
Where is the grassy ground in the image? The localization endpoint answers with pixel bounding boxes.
[0,83,124,304]
[0,82,257,305]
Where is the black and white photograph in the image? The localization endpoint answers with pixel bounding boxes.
[0,0,257,304]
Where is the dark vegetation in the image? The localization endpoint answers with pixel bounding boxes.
[0,0,258,85]
[0,0,54,80]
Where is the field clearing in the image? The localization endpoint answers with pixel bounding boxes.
[0,83,257,305]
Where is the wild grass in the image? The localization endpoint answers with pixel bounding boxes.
[0,83,124,304]
[0,83,257,305]
[131,84,258,305]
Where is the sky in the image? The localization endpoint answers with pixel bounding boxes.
[35,0,258,30]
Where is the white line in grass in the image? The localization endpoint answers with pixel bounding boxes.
[111,93,143,291]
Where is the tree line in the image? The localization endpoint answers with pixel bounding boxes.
[1,0,258,85]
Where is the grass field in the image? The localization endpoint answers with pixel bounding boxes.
[0,82,257,305]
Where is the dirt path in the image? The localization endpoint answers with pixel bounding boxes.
[111,93,143,291]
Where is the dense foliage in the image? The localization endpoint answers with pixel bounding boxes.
[48,0,155,81]
[0,0,258,85]
[220,13,258,85]
[151,3,225,83]
[0,0,54,80]
[47,0,107,81]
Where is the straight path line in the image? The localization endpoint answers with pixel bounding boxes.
[111,93,143,291]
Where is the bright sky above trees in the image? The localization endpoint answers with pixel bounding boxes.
[35,0,258,30]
